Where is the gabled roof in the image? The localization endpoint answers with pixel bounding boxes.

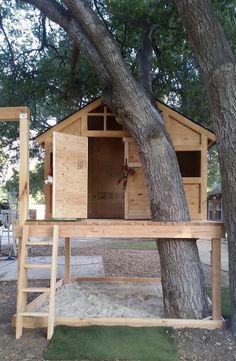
[35,96,215,146]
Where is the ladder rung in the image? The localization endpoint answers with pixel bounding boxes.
[21,312,48,317]
[24,264,51,269]
[26,242,53,246]
[22,287,50,293]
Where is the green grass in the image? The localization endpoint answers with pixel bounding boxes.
[207,287,231,319]
[43,326,177,361]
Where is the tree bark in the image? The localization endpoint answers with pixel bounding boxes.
[175,0,236,332]
[22,0,210,319]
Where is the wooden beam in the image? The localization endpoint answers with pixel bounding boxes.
[18,111,29,226]
[44,140,52,219]
[0,106,29,121]
[12,316,225,330]
[64,237,71,281]
[14,220,224,239]
[212,238,222,320]
[200,135,208,219]
[70,276,161,284]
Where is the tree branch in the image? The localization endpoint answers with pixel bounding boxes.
[136,22,156,100]
[21,0,110,85]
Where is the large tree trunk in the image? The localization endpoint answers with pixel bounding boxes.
[23,0,210,318]
[175,0,236,332]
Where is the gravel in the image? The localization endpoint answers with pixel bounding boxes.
[0,243,235,361]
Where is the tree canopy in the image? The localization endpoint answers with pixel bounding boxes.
[1,0,234,189]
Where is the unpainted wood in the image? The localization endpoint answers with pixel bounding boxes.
[200,135,208,219]
[14,220,225,239]
[13,315,224,330]
[19,113,29,227]
[16,225,29,339]
[0,106,29,121]
[53,132,88,218]
[62,117,82,136]
[126,168,151,219]
[164,115,201,146]
[64,237,71,281]
[44,141,52,219]
[212,238,222,320]
[47,225,60,340]
[184,184,201,219]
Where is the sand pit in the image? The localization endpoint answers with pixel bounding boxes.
[39,281,164,318]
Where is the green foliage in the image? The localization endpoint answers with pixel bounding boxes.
[0,0,233,183]
[4,162,44,203]
[208,145,221,191]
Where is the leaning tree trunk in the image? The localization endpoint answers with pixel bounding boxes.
[175,0,236,332]
[23,0,210,318]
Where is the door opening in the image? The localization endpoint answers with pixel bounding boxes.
[88,137,124,218]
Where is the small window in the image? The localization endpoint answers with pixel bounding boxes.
[176,151,201,177]
[106,116,123,130]
[88,115,104,130]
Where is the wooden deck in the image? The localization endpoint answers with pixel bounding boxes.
[13,220,225,335]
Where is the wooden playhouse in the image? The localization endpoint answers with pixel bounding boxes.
[36,97,215,220]
[1,105,224,340]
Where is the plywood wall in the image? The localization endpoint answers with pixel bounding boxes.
[124,137,206,220]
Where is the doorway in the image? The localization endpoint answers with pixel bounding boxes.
[88,137,124,218]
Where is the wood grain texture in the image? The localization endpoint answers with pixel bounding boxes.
[53,132,88,218]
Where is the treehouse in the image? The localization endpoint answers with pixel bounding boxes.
[35,98,215,220]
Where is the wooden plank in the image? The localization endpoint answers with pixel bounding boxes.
[184,184,201,220]
[200,135,208,219]
[70,277,161,284]
[64,237,71,281]
[212,238,222,320]
[44,140,52,219]
[183,177,202,184]
[86,130,129,137]
[53,132,88,218]
[165,115,201,146]
[13,316,225,330]
[126,168,151,219]
[19,112,29,226]
[14,221,225,239]
[26,279,63,312]
[0,106,29,121]
[157,101,215,142]
[47,225,59,340]
[16,225,29,339]
[174,145,203,151]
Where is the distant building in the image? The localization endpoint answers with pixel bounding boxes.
[207,184,223,220]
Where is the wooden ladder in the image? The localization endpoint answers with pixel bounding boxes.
[16,224,59,340]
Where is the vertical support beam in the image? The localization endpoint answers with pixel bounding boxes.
[64,237,71,281]
[47,225,59,340]
[44,140,52,219]
[200,135,208,219]
[212,238,221,320]
[124,138,128,219]
[16,225,29,339]
[19,110,30,226]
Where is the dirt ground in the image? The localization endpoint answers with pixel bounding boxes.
[0,243,236,361]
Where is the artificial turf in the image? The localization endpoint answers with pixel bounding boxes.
[43,325,177,361]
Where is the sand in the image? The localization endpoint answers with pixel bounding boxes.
[39,281,164,318]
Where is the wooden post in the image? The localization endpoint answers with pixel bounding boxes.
[19,110,30,226]
[44,140,52,219]
[64,237,71,281]
[211,238,221,320]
